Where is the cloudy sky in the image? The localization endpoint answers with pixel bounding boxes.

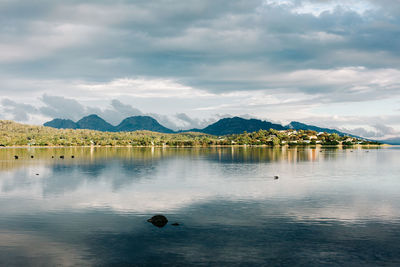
[0,0,399,139]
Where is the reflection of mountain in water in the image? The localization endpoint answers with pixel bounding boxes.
[203,147,339,164]
[0,147,346,202]
[0,147,345,198]
[0,147,342,173]
[0,147,399,265]
[44,159,161,195]
[0,146,367,201]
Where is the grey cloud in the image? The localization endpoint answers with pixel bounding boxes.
[111,100,142,116]
[146,113,204,131]
[301,114,400,139]
[340,124,400,138]
[86,100,143,125]
[35,95,142,125]
[147,113,178,130]
[38,96,143,125]
[39,95,86,120]
[153,113,242,131]
[1,0,400,97]
[305,114,400,129]
[1,99,38,121]
[372,123,398,136]
[341,127,383,138]
[174,113,217,130]
[0,95,211,130]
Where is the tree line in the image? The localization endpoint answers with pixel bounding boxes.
[0,120,380,147]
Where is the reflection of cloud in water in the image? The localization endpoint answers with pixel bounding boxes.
[0,231,90,266]
[0,148,399,223]
[83,201,400,266]
[0,148,400,265]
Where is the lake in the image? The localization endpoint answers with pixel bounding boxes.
[0,147,399,266]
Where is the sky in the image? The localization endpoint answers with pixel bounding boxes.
[0,0,400,139]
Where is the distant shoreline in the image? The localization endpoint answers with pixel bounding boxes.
[0,120,384,147]
[0,144,389,149]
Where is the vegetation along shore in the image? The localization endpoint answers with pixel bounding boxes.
[0,120,381,147]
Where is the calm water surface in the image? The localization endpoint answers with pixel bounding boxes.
[0,147,399,266]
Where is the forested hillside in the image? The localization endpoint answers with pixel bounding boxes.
[0,120,379,147]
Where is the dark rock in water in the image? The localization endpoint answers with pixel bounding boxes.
[36,174,39,176]
[51,156,54,158]
[147,215,168,228]
[171,222,180,226]
[71,155,75,158]
[14,155,18,160]
[274,175,279,180]
[31,155,34,159]
[60,155,64,159]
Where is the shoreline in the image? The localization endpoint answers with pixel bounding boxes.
[0,144,390,149]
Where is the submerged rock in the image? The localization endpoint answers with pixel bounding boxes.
[147,215,168,228]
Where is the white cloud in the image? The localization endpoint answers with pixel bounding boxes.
[0,22,99,62]
[78,78,215,98]
[292,0,376,16]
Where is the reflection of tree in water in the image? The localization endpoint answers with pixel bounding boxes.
[0,147,347,175]
[76,162,107,179]
[204,147,338,164]
[319,148,340,161]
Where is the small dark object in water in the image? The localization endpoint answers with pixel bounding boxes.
[274,175,279,180]
[30,155,34,159]
[147,215,168,228]
[350,151,353,152]
[60,155,64,159]
[14,155,18,160]
[171,222,180,226]
[71,155,75,158]
[366,151,369,153]
[36,174,39,176]
[51,156,54,158]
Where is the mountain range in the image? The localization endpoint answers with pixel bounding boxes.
[44,114,174,133]
[286,121,346,135]
[44,114,356,137]
[187,117,286,135]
